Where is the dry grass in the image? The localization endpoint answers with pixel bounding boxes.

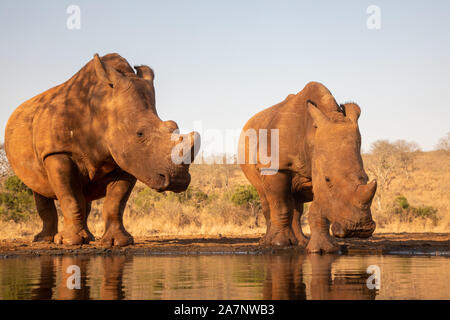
[0,151,448,241]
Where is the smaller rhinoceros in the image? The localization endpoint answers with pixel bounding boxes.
[238,82,376,253]
[5,53,200,246]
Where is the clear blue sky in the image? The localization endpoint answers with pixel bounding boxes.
[1,0,449,154]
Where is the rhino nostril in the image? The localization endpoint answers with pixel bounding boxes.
[158,173,170,189]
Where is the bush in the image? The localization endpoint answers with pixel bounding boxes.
[393,195,439,225]
[0,175,35,222]
[131,185,209,213]
[230,185,260,207]
[230,185,262,226]
[170,186,209,207]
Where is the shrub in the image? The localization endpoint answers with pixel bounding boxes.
[170,186,209,207]
[393,195,439,225]
[230,185,261,226]
[0,175,35,222]
[230,185,260,207]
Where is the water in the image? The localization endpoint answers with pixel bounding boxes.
[0,253,448,300]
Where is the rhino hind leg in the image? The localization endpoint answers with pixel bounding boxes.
[291,198,309,247]
[33,192,58,242]
[44,154,92,245]
[100,171,136,247]
[257,192,271,245]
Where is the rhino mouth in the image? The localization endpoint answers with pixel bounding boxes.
[331,220,376,239]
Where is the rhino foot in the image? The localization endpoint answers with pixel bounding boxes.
[85,228,96,242]
[295,233,309,248]
[33,230,57,242]
[54,228,92,245]
[260,227,298,246]
[306,232,339,254]
[100,227,134,247]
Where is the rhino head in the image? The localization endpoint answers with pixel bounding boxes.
[307,100,376,238]
[93,54,200,192]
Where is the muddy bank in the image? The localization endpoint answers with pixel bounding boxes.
[0,233,449,258]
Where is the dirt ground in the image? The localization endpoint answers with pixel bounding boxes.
[0,233,449,258]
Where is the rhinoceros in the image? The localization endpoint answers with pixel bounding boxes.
[238,82,376,253]
[5,53,200,246]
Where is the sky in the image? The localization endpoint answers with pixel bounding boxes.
[0,0,449,155]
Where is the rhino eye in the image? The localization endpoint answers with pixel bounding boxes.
[136,131,143,137]
[325,177,331,183]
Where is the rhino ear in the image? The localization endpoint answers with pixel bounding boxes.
[307,100,329,128]
[93,53,130,89]
[344,102,361,123]
[134,65,154,82]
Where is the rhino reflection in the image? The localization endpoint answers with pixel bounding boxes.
[57,257,90,300]
[28,254,376,300]
[263,254,306,299]
[31,256,128,300]
[308,255,376,300]
[263,254,376,300]
[100,256,127,300]
[31,257,55,300]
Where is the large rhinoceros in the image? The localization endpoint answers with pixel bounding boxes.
[5,53,200,246]
[238,82,376,253]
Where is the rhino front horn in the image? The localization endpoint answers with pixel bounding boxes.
[355,179,377,205]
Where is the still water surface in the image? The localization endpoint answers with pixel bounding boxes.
[0,253,448,299]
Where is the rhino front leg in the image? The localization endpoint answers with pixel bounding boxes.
[292,198,309,247]
[33,192,58,242]
[306,203,339,254]
[261,173,298,246]
[44,154,91,245]
[100,171,136,247]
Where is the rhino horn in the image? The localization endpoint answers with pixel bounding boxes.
[355,179,377,205]
[134,65,154,82]
[93,53,131,89]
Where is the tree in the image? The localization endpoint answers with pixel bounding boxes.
[392,140,421,181]
[0,143,11,177]
[231,185,261,226]
[435,132,450,152]
[364,139,421,211]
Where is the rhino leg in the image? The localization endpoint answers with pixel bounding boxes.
[306,204,339,254]
[84,201,96,242]
[291,197,309,247]
[261,173,298,246]
[44,154,92,245]
[258,192,271,245]
[33,192,58,242]
[100,171,136,247]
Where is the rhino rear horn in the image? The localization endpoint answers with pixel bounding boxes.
[134,65,154,82]
[93,53,131,89]
[307,100,329,128]
[355,179,377,205]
